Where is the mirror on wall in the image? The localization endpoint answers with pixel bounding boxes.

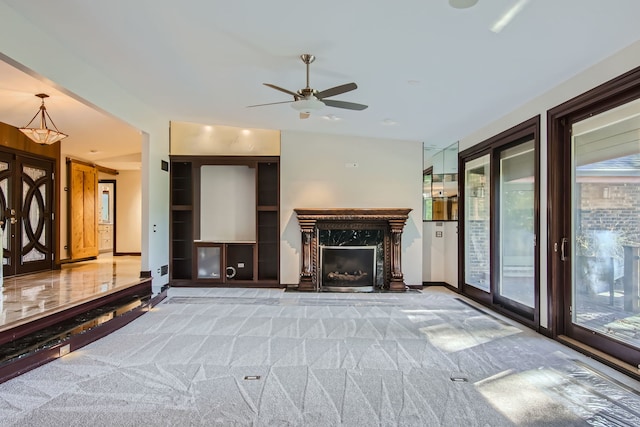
[423,141,458,221]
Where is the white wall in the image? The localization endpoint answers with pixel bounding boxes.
[422,221,458,286]
[0,4,169,289]
[200,165,256,242]
[456,40,640,328]
[114,170,142,253]
[280,131,423,286]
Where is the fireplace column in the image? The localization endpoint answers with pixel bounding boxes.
[389,218,408,291]
[297,217,317,291]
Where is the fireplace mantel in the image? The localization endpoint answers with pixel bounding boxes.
[294,208,412,292]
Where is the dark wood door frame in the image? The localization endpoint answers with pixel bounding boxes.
[458,116,541,328]
[547,65,640,367]
[0,150,55,276]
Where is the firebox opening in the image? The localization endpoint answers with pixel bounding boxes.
[320,246,376,292]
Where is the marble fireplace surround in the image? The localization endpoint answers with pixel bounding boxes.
[294,208,412,292]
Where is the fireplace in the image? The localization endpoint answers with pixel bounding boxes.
[294,208,412,292]
[320,246,376,292]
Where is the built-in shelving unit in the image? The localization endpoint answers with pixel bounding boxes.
[257,162,279,282]
[170,162,193,281]
[170,156,279,286]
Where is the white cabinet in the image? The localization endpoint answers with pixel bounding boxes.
[98,224,113,252]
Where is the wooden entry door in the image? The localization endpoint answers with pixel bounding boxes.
[0,151,54,277]
[69,160,99,260]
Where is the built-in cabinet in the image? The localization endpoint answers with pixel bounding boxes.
[170,156,279,286]
[98,224,113,252]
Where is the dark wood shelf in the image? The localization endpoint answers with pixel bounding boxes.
[170,161,193,281]
[171,205,193,211]
[170,157,279,286]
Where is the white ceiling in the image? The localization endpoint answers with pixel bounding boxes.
[2,0,640,165]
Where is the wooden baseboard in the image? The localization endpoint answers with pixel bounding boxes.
[539,326,553,338]
[115,252,142,256]
[423,281,460,293]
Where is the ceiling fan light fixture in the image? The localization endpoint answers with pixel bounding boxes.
[19,93,68,145]
[290,96,325,114]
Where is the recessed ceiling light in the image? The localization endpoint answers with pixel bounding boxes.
[449,0,478,9]
[381,119,398,126]
[323,114,342,121]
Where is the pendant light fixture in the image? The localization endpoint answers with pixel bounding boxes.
[19,93,68,145]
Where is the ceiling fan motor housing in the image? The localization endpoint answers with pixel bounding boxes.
[249,53,368,116]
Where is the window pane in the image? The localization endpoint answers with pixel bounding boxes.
[465,154,490,292]
[499,141,535,307]
[423,172,432,221]
[572,98,640,348]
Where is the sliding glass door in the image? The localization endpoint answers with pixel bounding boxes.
[496,141,536,312]
[547,67,640,368]
[460,117,539,325]
[568,99,640,355]
[464,154,491,293]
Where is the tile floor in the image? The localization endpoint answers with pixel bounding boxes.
[0,254,142,332]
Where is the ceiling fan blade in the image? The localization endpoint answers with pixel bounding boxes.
[263,83,299,98]
[316,83,357,99]
[299,112,310,119]
[247,100,295,108]
[323,99,368,111]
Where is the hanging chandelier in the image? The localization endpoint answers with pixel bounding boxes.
[19,93,68,145]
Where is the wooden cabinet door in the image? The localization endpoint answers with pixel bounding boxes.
[69,160,99,259]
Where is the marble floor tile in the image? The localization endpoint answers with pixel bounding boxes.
[0,254,141,332]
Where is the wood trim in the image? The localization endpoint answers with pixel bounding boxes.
[0,121,61,270]
[96,165,118,175]
[293,208,412,291]
[458,116,541,327]
[294,208,412,218]
[0,284,156,385]
[114,252,142,256]
[0,279,151,346]
[547,64,640,367]
[170,156,280,286]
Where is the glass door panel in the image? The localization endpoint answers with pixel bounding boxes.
[464,154,491,292]
[571,100,640,348]
[498,141,535,308]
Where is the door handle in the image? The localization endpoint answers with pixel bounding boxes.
[560,237,568,261]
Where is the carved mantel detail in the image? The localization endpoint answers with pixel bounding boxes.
[294,208,411,292]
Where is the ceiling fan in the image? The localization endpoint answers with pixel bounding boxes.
[248,54,368,119]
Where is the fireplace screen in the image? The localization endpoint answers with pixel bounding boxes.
[320,246,376,292]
